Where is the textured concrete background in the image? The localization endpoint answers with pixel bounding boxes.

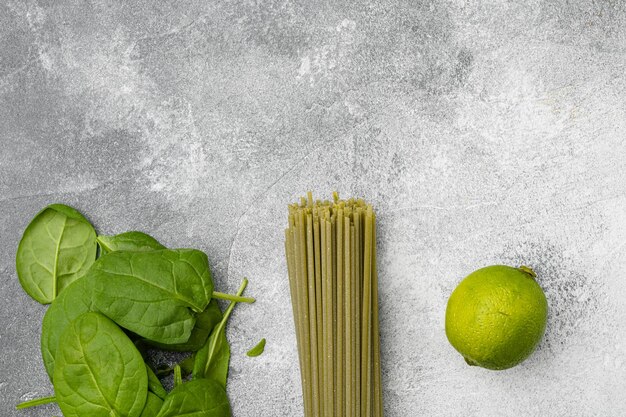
[2,1,626,416]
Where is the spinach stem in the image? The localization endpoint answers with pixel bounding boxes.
[174,364,183,387]
[154,354,195,377]
[15,395,57,410]
[195,278,248,378]
[219,279,249,330]
[212,291,255,304]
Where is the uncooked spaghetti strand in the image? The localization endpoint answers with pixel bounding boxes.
[314,214,325,415]
[336,210,345,417]
[294,211,313,417]
[306,213,320,417]
[361,206,373,417]
[285,227,307,411]
[371,212,383,417]
[344,215,353,417]
[324,216,334,417]
[354,209,362,417]
[330,212,338,417]
[350,223,360,417]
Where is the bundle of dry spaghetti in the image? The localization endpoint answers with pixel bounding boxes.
[284,192,383,417]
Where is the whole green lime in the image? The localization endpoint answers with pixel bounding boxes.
[445,265,548,370]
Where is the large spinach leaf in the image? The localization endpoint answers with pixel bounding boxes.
[40,277,93,379]
[16,204,97,304]
[97,232,222,351]
[155,379,231,417]
[140,392,164,417]
[97,231,165,254]
[90,249,214,344]
[53,312,147,417]
[193,279,248,386]
[147,299,223,351]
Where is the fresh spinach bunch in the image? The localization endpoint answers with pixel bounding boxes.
[15,205,258,417]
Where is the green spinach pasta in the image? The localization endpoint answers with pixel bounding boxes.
[285,192,383,417]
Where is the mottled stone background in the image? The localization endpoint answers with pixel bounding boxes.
[2,1,626,416]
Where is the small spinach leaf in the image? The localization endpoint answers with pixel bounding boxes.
[155,379,231,417]
[140,392,164,417]
[193,279,248,386]
[53,312,147,417]
[246,338,266,357]
[195,330,230,387]
[16,204,97,304]
[90,249,214,344]
[97,231,165,255]
[147,366,167,400]
[40,277,93,379]
[180,354,196,375]
[146,299,222,351]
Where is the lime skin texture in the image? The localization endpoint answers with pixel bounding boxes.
[445,265,548,370]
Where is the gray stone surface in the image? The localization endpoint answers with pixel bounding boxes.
[2,1,626,416]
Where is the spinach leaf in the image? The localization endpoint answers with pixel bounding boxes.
[196,331,230,387]
[180,354,196,375]
[16,204,97,304]
[96,233,223,351]
[246,338,266,357]
[193,278,248,386]
[40,277,93,379]
[146,299,223,351]
[147,366,167,400]
[140,392,164,417]
[90,249,214,344]
[97,231,165,255]
[53,312,147,417]
[155,379,231,417]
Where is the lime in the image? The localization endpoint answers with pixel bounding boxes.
[445,265,548,370]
